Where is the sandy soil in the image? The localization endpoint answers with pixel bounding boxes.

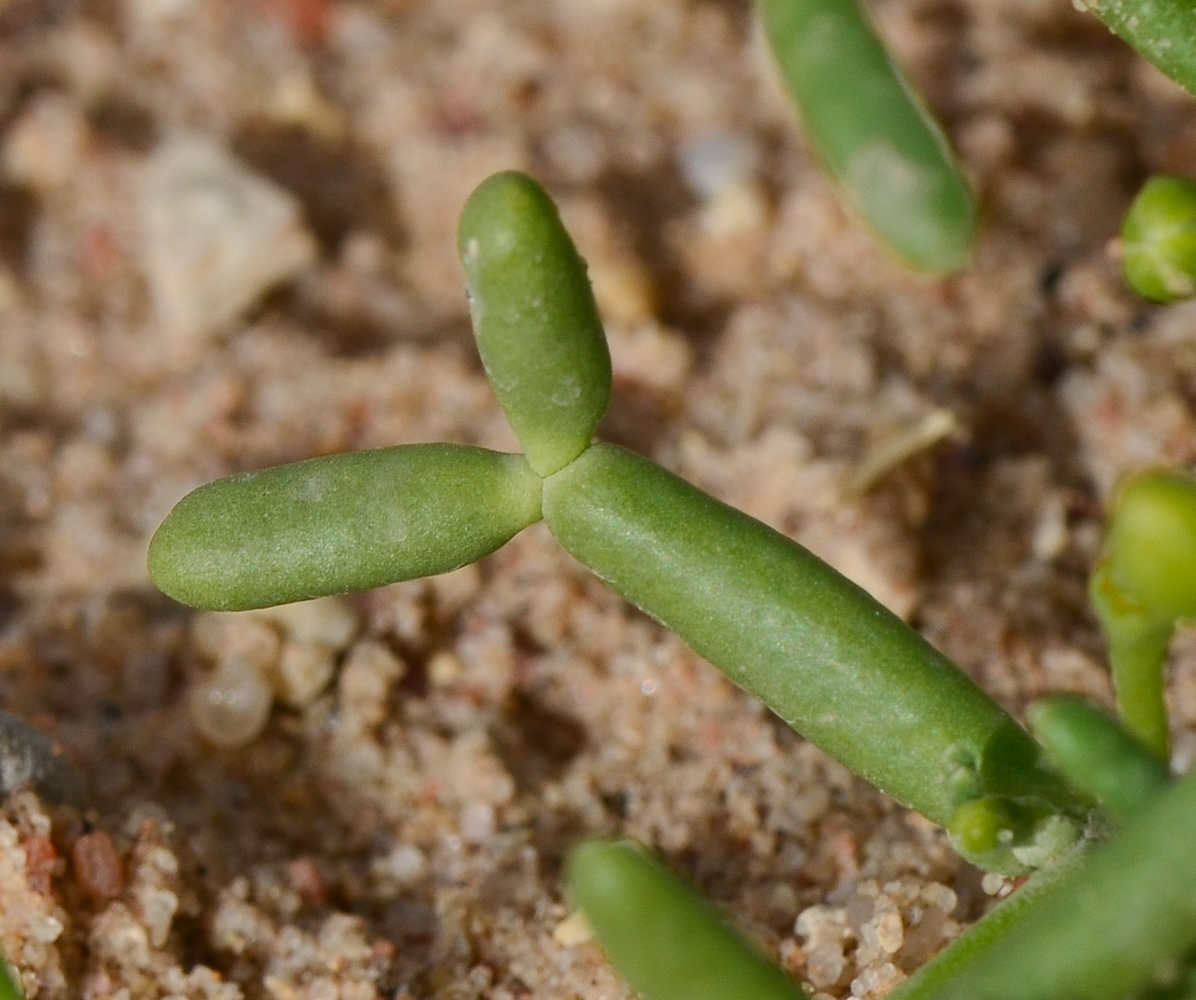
[1,0,1196,997]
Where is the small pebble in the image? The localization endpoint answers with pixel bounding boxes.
[271,641,337,708]
[73,830,124,901]
[138,134,317,342]
[678,130,758,200]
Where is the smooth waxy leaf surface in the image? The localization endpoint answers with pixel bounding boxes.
[543,443,1074,850]
[149,444,542,610]
[458,171,611,476]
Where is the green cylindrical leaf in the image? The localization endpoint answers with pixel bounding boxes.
[924,763,1196,1000]
[542,444,1076,852]
[458,171,612,477]
[148,445,542,611]
[1082,2,1196,98]
[759,0,975,273]
[1122,176,1196,303]
[1028,696,1170,821]
[566,839,805,1000]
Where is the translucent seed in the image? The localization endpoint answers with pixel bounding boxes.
[189,656,273,748]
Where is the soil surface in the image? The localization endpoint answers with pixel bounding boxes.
[0,0,1195,998]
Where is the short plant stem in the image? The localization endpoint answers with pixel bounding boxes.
[1106,624,1174,763]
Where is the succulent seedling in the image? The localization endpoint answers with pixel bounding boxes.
[149,171,1196,1000]
[150,170,1080,876]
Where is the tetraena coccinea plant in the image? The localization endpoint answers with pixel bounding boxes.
[148,172,1196,1000]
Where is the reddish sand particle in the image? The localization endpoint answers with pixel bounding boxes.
[24,833,57,894]
[72,831,123,901]
[285,856,329,907]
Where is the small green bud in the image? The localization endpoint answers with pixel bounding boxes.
[1098,468,1196,622]
[1122,175,1196,303]
[949,796,1014,857]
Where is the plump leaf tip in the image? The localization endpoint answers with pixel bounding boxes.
[457,171,612,476]
[758,0,975,274]
[1122,175,1196,304]
[566,838,806,1000]
[148,446,543,611]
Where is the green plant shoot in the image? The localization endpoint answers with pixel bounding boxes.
[890,694,1181,1000]
[150,170,1078,874]
[573,693,1185,1000]
[1121,175,1196,304]
[757,0,975,273]
[1090,467,1196,760]
[566,839,805,1000]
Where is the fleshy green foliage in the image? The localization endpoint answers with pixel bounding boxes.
[149,170,1075,871]
[149,445,542,610]
[1028,696,1170,822]
[566,840,806,1000]
[1122,176,1196,303]
[1090,468,1196,759]
[757,0,975,273]
[911,763,1196,1000]
[1082,1,1196,99]
[865,840,1094,1000]
[0,948,22,1000]
[458,171,611,476]
[147,167,1196,1000]
[542,442,1079,869]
